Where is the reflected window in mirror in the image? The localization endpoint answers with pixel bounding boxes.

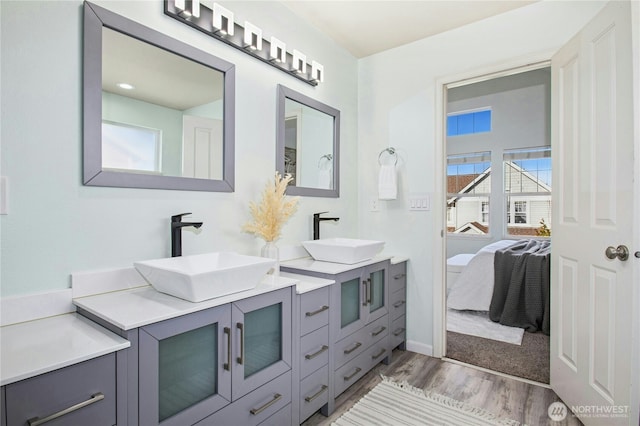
[84,2,235,191]
[276,85,340,197]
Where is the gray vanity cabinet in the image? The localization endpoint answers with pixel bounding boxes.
[3,354,117,426]
[282,259,391,420]
[389,261,407,351]
[295,286,330,423]
[137,287,292,426]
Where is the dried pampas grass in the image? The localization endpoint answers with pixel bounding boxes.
[243,172,299,242]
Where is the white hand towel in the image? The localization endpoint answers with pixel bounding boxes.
[318,169,331,189]
[378,164,397,200]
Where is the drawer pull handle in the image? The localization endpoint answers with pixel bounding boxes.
[305,345,329,360]
[393,327,406,336]
[344,367,362,381]
[223,326,231,371]
[372,326,386,337]
[371,348,386,360]
[344,341,362,354]
[304,384,328,402]
[306,305,329,317]
[393,273,406,280]
[393,300,406,308]
[237,322,244,365]
[28,393,105,426]
[250,393,282,416]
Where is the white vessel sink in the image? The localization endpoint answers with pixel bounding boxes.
[302,238,385,264]
[134,252,276,302]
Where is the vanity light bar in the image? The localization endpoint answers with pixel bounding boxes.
[212,3,234,36]
[164,0,322,86]
[243,21,262,51]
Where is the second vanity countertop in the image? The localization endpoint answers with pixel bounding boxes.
[280,254,407,275]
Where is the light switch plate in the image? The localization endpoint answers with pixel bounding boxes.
[409,193,430,211]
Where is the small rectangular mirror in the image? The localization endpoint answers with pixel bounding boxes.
[276,85,340,197]
[84,2,235,191]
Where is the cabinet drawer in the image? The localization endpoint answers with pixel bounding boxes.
[299,287,330,336]
[196,371,292,426]
[390,289,406,320]
[299,366,329,422]
[334,341,389,397]
[334,351,368,397]
[259,403,291,426]
[334,315,388,368]
[300,326,329,380]
[389,262,407,293]
[5,354,116,426]
[391,315,406,349]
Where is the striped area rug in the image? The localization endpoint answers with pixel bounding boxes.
[332,377,520,426]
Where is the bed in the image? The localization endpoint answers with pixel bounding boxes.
[447,239,551,335]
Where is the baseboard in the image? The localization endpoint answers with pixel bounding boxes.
[406,340,433,356]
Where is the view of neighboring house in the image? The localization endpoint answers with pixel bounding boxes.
[447,161,552,236]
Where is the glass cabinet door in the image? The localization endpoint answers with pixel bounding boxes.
[333,269,367,340]
[139,305,232,426]
[243,303,282,378]
[231,287,292,400]
[365,263,388,324]
[368,269,385,313]
[341,277,361,328]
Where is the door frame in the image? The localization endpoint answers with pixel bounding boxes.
[432,52,555,359]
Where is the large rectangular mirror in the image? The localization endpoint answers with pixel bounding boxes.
[276,85,340,197]
[83,2,235,191]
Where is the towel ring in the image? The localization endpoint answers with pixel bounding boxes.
[318,153,333,169]
[378,147,398,165]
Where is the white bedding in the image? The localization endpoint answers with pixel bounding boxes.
[447,240,516,312]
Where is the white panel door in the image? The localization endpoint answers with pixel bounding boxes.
[182,115,223,180]
[551,1,635,424]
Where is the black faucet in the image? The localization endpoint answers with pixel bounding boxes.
[171,213,203,257]
[313,212,339,240]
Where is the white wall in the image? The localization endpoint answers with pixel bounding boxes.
[357,1,607,353]
[0,0,358,297]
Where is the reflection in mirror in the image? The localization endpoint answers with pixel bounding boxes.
[277,85,340,197]
[84,2,235,191]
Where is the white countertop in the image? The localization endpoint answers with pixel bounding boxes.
[280,254,400,275]
[0,313,130,386]
[279,272,335,294]
[74,275,299,331]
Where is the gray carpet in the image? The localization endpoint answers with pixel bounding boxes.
[446,331,550,384]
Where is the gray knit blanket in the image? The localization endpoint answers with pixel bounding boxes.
[489,239,551,335]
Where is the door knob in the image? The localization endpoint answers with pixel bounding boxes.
[605,245,629,261]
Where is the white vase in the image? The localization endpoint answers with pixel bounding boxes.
[261,241,280,277]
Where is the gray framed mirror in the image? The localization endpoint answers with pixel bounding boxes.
[276,85,340,197]
[83,2,235,191]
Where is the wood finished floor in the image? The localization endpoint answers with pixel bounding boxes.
[302,349,582,426]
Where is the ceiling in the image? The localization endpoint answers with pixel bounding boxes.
[281,1,537,58]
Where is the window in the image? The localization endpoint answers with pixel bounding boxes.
[447,109,491,136]
[102,121,162,173]
[447,151,491,235]
[503,147,551,236]
[481,201,489,223]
